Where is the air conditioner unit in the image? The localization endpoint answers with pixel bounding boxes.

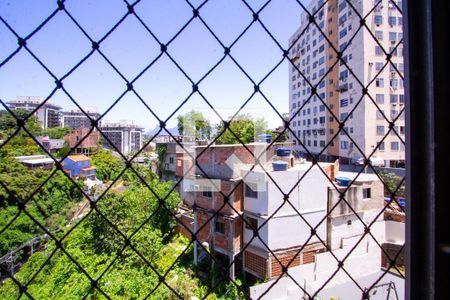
[388,3,394,9]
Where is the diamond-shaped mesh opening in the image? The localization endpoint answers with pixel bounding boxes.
[1,0,407,299]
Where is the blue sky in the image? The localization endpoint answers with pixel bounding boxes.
[0,0,307,131]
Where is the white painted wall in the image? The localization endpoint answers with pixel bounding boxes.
[243,164,329,250]
[250,220,403,300]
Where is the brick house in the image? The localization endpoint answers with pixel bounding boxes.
[64,128,99,155]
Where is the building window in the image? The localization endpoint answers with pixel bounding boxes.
[203,186,212,198]
[169,157,174,164]
[363,188,371,199]
[376,110,384,120]
[376,78,384,87]
[378,141,385,151]
[338,1,347,12]
[391,141,400,151]
[376,94,385,104]
[390,94,399,104]
[374,15,383,26]
[375,30,383,41]
[375,46,383,56]
[390,78,399,89]
[340,98,349,107]
[340,141,349,149]
[215,220,225,234]
[245,216,258,230]
[376,126,385,136]
[375,62,384,71]
[388,16,397,26]
[245,183,258,198]
[389,32,397,42]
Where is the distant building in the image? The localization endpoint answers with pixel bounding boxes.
[100,121,144,155]
[15,155,55,170]
[64,128,99,155]
[36,136,65,154]
[62,154,96,179]
[7,96,62,128]
[62,107,101,129]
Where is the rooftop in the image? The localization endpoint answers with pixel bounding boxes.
[14,155,55,165]
[337,171,379,182]
[67,154,90,162]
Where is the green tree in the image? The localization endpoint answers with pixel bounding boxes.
[215,114,269,145]
[379,171,405,197]
[91,149,125,182]
[177,110,212,140]
[44,127,71,139]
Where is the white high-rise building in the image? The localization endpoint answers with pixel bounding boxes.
[6,96,62,129]
[289,0,405,167]
[100,120,144,155]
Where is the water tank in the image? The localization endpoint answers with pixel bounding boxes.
[272,160,288,171]
[276,148,291,157]
[257,134,272,143]
[336,176,352,187]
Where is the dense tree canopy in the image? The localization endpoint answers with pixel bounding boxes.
[215,114,269,145]
[177,110,212,140]
[0,110,244,299]
[44,127,71,139]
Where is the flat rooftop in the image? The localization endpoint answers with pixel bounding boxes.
[337,171,379,182]
[21,158,55,165]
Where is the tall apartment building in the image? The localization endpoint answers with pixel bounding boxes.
[62,107,101,129]
[100,121,144,155]
[289,0,405,167]
[6,96,62,128]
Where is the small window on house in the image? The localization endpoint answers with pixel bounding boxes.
[245,183,258,198]
[203,186,213,198]
[215,220,225,234]
[245,216,258,230]
[363,188,371,199]
[169,157,174,164]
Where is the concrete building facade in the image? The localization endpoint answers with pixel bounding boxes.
[61,107,101,129]
[288,0,405,167]
[7,96,62,128]
[100,121,144,155]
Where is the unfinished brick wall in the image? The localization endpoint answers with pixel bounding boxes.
[233,181,244,212]
[194,180,242,215]
[196,211,213,245]
[176,214,193,239]
[175,154,193,178]
[195,211,238,253]
[269,244,325,278]
[64,128,99,150]
[270,250,302,278]
[244,250,267,279]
